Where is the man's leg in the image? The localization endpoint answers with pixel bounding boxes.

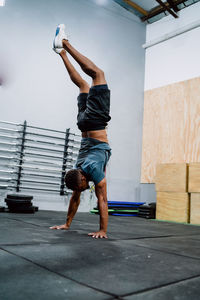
[59,50,89,93]
[62,40,106,87]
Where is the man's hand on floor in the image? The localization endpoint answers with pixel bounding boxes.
[88,230,108,239]
[50,224,69,230]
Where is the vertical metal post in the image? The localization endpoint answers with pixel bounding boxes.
[16,120,27,192]
[60,128,70,195]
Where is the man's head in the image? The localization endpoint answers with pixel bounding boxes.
[64,169,89,192]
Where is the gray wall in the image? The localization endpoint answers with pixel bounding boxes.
[0,0,151,209]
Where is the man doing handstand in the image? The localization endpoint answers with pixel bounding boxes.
[50,24,111,239]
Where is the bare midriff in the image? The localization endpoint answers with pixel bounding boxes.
[82,129,108,143]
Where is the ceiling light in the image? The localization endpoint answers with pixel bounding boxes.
[0,0,5,6]
[95,0,109,5]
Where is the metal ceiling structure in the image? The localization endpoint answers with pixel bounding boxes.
[112,0,200,23]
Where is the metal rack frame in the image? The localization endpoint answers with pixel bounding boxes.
[0,120,81,195]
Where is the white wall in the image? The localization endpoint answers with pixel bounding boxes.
[0,0,146,210]
[145,1,200,90]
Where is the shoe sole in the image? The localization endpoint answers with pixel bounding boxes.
[53,24,66,48]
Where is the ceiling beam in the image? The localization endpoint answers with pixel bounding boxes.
[155,0,178,18]
[141,0,185,22]
[167,0,179,12]
[122,0,148,16]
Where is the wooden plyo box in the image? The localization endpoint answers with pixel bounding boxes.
[155,163,188,192]
[190,193,200,225]
[156,192,189,223]
[188,163,200,192]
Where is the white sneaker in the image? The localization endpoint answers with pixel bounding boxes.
[53,47,65,54]
[53,24,68,48]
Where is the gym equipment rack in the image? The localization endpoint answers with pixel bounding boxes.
[0,120,81,195]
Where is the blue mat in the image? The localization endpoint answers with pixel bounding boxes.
[110,213,138,216]
[108,201,145,205]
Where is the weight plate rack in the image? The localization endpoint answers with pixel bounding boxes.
[0,120,81,195]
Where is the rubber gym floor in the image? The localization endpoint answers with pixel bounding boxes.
[1,210,200,300]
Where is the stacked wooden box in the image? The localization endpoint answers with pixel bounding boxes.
[188,163,200,225]
[155,163,200,225]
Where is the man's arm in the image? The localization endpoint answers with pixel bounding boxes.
[50,190,81,230]
[88,177,108,238]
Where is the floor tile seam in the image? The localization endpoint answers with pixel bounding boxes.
[0,236,175,248]
[0,217,74,230]
[188,237,200,241]
[2,216,93,229]
[105,297,123,300]
[1,216,42,227]
[108,235,174,241]
[110,234,200,241]
[115,242,200,261]
[0,246,117,298]
[0,234,194,248]
[0,239,97,247]
[165,233,200,238]
[4,216,200,234]
[0,241,75,247]
[120,273,200,298]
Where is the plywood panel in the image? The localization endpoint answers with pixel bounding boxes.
[184,78,200,163]
[188,163,200,192]
[190,193,200,225]
[141,77,200,183]
[156,192,189,223]
[155,163,188,192]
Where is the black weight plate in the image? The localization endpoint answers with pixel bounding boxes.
[9,206,35,213]
[5,198,32,205]
[138,215,153,219]
[139,205,152,209]
[6,199,32,206]
[33,206,39,212]
[149,202,156,208]
[138,212,153,216]
[139,208,155,213]
[0,206,5,212]
[6,194,33,200]
[138,210,155,215]
[139,207,151,211]
[7,204,33,210]
[138,213,155,218]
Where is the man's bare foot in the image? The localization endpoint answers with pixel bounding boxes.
[50,224,69,230]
